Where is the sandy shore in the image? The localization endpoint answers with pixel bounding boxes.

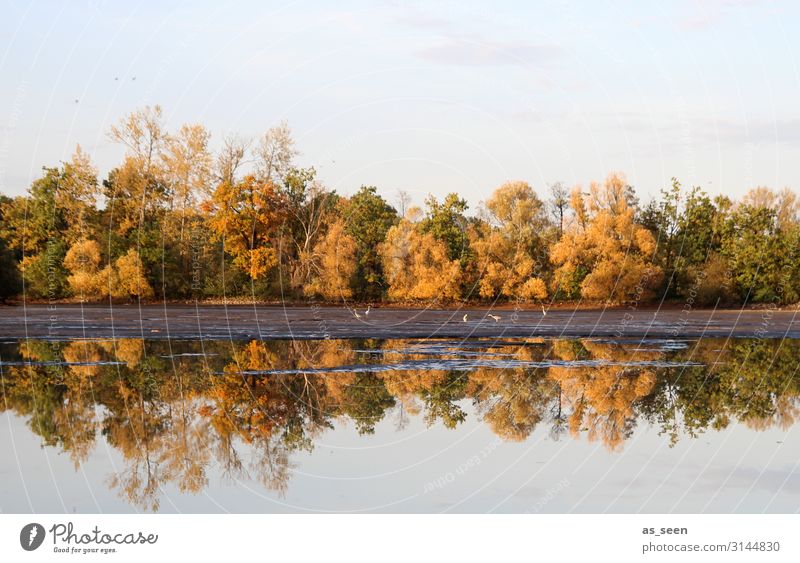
[0,304,798,340]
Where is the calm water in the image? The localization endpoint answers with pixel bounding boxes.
[1,337,798,513]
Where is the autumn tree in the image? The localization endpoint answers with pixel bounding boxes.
[102,105,173,298]
[64,240,153,300]
[105,105,168,234]
[1,160,90,298]
[162,123,212,230]
[112,249,154,299]
[255,121,297,184]
[639,178,682,291]
[278,167,341,292]
[204,175,288,282]
[471,181,549,301]
[549,181,570,238]
[64,238,104,299]
[396,189,412,217]
[302,218,357,300]
[58,145,100,243]
[2,103,800,307]
[550,173,662,303]
[380,208,462,301]
[215,134,250,185]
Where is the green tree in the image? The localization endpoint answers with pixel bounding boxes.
[278,167,341,293]
[420,192,470,262]
[343,186,398,299]
[720,202,800,303]
[0,195,22,300]
[641,180,730,301]
[2,166,76,298]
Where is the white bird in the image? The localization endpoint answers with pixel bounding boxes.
[365,305,371,316]
[463,313,468,322]
[353,309,362,319]
[488,314,501,322]
[541,304,548,316]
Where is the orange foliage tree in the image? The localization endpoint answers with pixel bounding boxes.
[204,175,288,280]
[303,219,357,300]
[380,209,462,301]
[550,173,662,302]
[471,181,550,301]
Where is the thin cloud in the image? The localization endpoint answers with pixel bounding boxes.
[392,12,453,32]
[418,38,563,67]
[678,0,766,30]
[699,117,800,145]
[566,111,800,146]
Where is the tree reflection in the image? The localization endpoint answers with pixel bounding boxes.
[1,335,799,510]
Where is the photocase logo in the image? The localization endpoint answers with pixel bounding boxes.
[20,523,45,551]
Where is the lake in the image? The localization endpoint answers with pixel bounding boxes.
[1,336,798,512]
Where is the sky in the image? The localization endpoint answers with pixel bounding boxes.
[1,0,799,210]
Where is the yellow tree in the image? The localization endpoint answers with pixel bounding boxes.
[162,123,213,236]
[215,135,250,185]
[111,249,154,299]
[254,121,297,184]
[204,175,288,280]
[550,173,662,302]
[302,219,357,300]
[59,145,100,243]
[380,209,462,301]
[742,186,800,231]
[65,240,153,300]
[471,181,549,301]
[105,106,169,236]
[108,105,166,174]
[64,238,104,299]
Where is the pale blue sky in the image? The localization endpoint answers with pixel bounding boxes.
[1,0,799,210]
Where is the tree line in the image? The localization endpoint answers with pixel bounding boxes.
[2,104,799,306]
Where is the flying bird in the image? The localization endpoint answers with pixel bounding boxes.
[488,314,501,322]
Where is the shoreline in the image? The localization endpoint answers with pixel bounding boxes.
[0,303,798,341]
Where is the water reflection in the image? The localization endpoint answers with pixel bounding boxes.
[1,337,798,511]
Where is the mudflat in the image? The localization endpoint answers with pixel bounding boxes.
[0,304,798,341]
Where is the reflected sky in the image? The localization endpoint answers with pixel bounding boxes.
[1,337,798,513]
